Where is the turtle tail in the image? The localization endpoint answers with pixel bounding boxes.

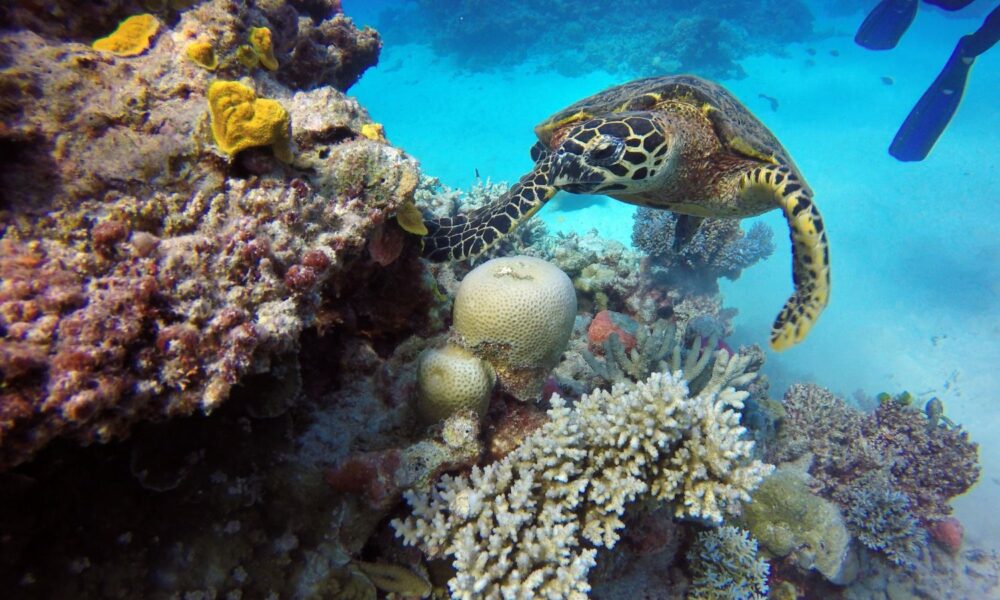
[421,159,558,262]
[741,165,831,350]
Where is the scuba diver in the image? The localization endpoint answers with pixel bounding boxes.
[855,0,1000,161]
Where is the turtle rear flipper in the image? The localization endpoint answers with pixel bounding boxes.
[740,165,830,351]
[421,158,558,262]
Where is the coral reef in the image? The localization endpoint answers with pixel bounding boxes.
[686,526,770,599]
[632,208,775,294]
[207,80,291,159]
[394,369,772,598]
[0,0,414,469]
[378,0,814,79]
[415,344,496,423]
[771,384,980,523]
[739,462,855,584]
[845,485,927,570]
[451,255,577,400]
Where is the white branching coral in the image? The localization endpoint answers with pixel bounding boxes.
[393,368,772,599]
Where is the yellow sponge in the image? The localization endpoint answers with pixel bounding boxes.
[249,27,279,71]
[416,344,496,423]
[93,14,159,57]
[207,81,291,161]
[453,256,576,399]
[185,41,217,70]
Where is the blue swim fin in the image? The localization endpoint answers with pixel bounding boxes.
[855,0,919,50]
[889,40,974,161]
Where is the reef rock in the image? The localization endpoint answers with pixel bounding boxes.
[0,1,416,469]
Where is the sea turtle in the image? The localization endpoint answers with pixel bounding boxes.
[420,75,830,350]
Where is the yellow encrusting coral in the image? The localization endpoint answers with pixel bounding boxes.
[249,27,279,70]
[207,81,291,161]
[184,41,217,70]
[92,14,160,57]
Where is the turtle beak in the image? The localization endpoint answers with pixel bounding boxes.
[550,150,605,193]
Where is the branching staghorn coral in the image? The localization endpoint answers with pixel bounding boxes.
[687,526,770,600]
[845,485,927,570]
[393,370,772,599]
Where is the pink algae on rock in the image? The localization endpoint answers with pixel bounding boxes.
[0,0,417,470]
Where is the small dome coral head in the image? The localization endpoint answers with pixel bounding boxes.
[420,75,830,351]
[452,255,576,400]
[415,344,496,424]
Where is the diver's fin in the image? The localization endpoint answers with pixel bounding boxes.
[738,165,830,351]
[855,0,918,50]
[673,214,704,251]
[889,40,974,161]
[889,5,1000,161]
[421,157,558,262]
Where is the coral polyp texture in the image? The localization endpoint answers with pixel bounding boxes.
[91,13,160,56]
[452,255,576,400]
[394,370,772,598]
[0,0,411,469]
[207,80,291,159]
[415,344,496,423]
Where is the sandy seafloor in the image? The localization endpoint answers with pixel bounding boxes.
[346,1,1000,549]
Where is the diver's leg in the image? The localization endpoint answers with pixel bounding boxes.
[889,5,1000,161]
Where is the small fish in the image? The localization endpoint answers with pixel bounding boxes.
[474,167,480,179]
[881,75,895,86]
[830,49,840,57]
[758,93,779,112]
[806,47,817,56]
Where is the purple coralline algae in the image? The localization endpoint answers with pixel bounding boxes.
[0,0,414,469]
[772,384,980,523]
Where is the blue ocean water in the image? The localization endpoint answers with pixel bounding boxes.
[347,0,1000,549]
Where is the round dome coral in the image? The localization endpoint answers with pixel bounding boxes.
[453,255,576,400]
[416,344,496,424]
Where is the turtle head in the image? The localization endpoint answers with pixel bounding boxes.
[549,113,672,194]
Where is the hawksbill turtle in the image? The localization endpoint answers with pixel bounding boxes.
[421,75,830,350]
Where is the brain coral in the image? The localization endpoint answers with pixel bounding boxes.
[416,344,496,423]
[452,255,576,400]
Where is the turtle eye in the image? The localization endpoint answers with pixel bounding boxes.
[587,137,623,165]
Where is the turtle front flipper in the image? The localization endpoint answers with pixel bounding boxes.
[421,158,558,262]
[739,165,831,350]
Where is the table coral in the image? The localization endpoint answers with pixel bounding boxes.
[208,81,291,160]
[394,369,771,598]
[92,14,160,56]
